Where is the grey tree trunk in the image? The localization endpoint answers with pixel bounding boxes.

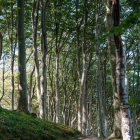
[28,66,35,113]
[17,0,28,113]
[87,84,93,135]
[10,3,14,111]
[105,0,122,138]
[0,33,2,59]
[0,57,5,102]
[82,79,87,135]
[95,5,105,137]
[31,0,41,117]
[112,0,133,139]
[39,0,48,120]
[77,0,88,132]
[103,49,108,137]
[55,20,60,123]
[55,52,60,123]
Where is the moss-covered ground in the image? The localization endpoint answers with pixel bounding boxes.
[0,107,81,140]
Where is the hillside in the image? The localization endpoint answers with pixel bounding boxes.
[0,107,81,140]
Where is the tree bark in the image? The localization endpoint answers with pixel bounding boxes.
[0,33,2,59]
[112,0,133,139]
[31,0,41,117]
[28,65,35,113]
[10,3,15,111]
[17,0,28,113]
[39,0,48,120]
[105,0,122,138]
[55,21,60,123]
[95,3,105,137]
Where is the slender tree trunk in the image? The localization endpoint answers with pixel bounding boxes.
[82,78,87,135]
[87,87,92,135]
[81,0,88,134]
[77,0,88,133]
[10,3,15,111]
[132,64,138,138]
[17,0,28,113]
[105,0,122,138]
[134,56,139,138]
[95,4,105,137]
[39,0,48,120]
[103,49,108,137]
[28,66,35,113]
[31,0,41,117]
[55,52,60,123]
[75,0,82,131]
[55,22,60,123]
[62,82,66,125]
[0,57,5,102]
[0,33,2,59]
[112,0,133,139]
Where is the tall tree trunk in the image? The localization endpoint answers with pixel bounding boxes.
[112,0,133,139]
[10,3,14,111]
[81,0,88,134]
[31,0,41,117]
[17,0,28,113]
[103,49,108,137]
[133,55,139,138]
[82,78,87,135]
[28,65,35,113]
[95,3,105,137]
[77,0,88,132]
[105,0,122,138]
[0,33,2,59]
[39,0,48,120]
[55,52,60,123]
[75,0,82,131]
[0,57,5,102]
[55,21,60,123]
[87,85,92,135]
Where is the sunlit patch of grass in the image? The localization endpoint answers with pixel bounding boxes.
[0,107,81,140]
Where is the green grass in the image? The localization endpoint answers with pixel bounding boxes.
[0,107,81,140]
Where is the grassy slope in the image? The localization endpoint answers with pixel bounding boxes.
[0,107,81,140]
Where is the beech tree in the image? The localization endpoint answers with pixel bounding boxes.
[0,33,2,59]
[112,0,132,139]
[105,0,121,138]
[0,0,139,138]
[17,0,28,113]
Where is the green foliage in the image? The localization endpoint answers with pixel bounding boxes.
[129,96,140,106]
[0,108,81,140]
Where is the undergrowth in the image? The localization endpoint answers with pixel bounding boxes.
[0,107,81,140]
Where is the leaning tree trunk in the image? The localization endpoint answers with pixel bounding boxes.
[105,0,122,138]
[112,0,133,139]
[17,0,28,113]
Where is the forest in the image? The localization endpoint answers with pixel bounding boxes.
[0,0,139,140]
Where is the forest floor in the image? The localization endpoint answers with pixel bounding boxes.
[0,107,124,140]
[0,107,81,140]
